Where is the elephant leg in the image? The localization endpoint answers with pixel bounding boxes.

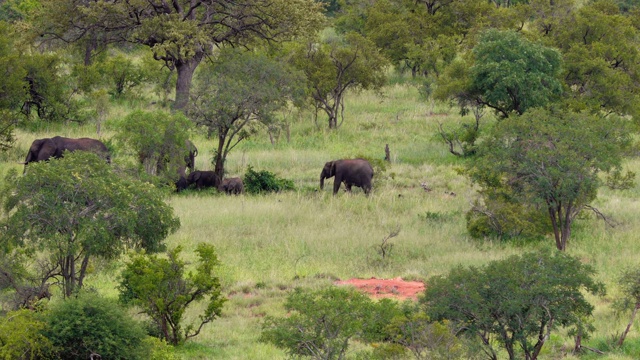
[333,175,342,195]
[344,182,352,192]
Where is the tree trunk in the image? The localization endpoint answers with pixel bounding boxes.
[173,52,204,110]
[618,303,640,346]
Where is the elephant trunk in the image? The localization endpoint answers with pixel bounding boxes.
[320,174,325,190]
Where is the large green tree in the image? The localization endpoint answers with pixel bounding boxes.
[424,250,604,360]
[33,0,325,110]
[188,49,305,179]
[466,107,630,250]
[0,152,180,297]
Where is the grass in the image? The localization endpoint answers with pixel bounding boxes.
[4,82,640,359]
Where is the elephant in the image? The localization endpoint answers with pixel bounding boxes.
[23,136,110,173]
[320,158,374,195]
[175,174,189,192]
[219,177,244,195]
[184,139,198,173]
[186,170,221,190]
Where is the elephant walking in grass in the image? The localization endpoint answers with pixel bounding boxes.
[219,177,244,194]
[187,170,221,190]
[320,159,374,195]
[23,136,110,173]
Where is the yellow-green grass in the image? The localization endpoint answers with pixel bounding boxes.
[3,82,640,359]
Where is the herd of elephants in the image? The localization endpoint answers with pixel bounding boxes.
[21,136,375,195]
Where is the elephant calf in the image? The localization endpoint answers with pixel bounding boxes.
[219,177,244,195]
[320,158,374,195]
[186,170,221,190]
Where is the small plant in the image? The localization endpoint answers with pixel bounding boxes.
[243,165,295,194]
[375,227,400,261]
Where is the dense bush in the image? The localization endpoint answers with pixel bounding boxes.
[243,165,295,194]
[42,291,149,360]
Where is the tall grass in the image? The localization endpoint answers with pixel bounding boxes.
[4,82,640,359]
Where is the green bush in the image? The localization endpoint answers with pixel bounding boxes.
[243,165,295,194]
[0,308,54,359]
[260,286,402,360]
[42,291,148,360]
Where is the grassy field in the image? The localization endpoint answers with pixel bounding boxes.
[3,82,640,359]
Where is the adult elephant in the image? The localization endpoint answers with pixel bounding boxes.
[23,136,110,173]
[219,177,244,195]
[320,158,374,195]
[187,170,220,190]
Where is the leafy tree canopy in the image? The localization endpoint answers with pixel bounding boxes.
[466,107,631,250]
[468,29,564,118]
[423,249,605,360]
[543,0,640,120]
[0,152,180,297]
[32,0,326,109]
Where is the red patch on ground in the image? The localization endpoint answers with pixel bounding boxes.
[335,277,425,300]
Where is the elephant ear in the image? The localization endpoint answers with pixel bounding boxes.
[194,172,202,181]
[330,161,337,175]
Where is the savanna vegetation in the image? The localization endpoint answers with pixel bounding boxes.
[2,0,640,359]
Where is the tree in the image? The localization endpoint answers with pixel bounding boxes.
[42,291,149,360]
[613,267,640,347]
[118,244,226,346]
[290,32,388,129]
[0,21,25,151]
[0,152,180,297]
[541,0,640,120]
[111,109,194,181]
[187,49,305,180]
[423,250,605,360]
[33,0,325,109]
[467,29,563,118]
[260,286,384,359]
[466,107,631,250]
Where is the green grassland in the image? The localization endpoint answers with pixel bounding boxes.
[3,83,640,359]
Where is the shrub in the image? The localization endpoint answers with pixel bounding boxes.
[42,291,148,360]
[260,286,401,360]
[243,165,295,194]
[0,308,54,359]
[118,243,226,345]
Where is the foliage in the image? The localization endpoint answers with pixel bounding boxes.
[289,31,388,128]
[0,21,24,151]
[188,48,305,180]
[243,165,295,194]
[118,243,226,346]
[423,249,605,360]
[42,290,149,360]
[613,267,640,346]
[385,310,476,360]
[33,0,325,109]
[0,152,180,297]
[260,286,398,359]
[111,109,193,182]
[541,0,640,120]
[468,29,563,118]
[0,308,55,359]
[466,107,631,250]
